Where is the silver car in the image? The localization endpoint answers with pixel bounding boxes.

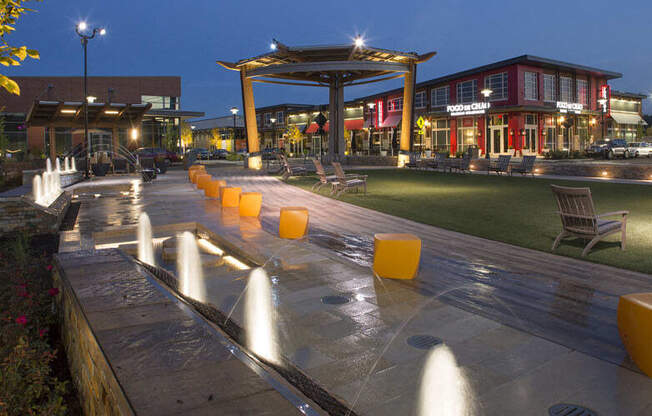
[627,142,652,158]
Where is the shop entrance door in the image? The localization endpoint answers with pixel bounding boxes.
[524,127,537,153]
[490,127,508,155]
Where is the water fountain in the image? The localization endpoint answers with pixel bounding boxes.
[177,231,204,301]
[244,268,280,365]
[71,157,77,172]
[417,344,475,416]
[137,213,155,266]
[32,175,43,205]
[55,158,61,173]
[46,158,52,174]
[64,157,70,173]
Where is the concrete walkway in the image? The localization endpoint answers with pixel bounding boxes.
[63,167,652,415]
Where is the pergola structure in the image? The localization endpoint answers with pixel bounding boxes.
[26,100,151,160]
[218,41,436,168]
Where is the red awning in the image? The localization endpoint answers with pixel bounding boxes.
[380,113,402,128]
[306,119,362,133]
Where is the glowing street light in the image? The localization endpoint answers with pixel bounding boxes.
[354,36,365,48]
[481,89,492,159]
[230,107,239,149]
[270,41,277,51]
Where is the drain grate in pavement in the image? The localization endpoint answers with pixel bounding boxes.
[406,335,442,350]
[321,295,350,305]
[549,403,597,416]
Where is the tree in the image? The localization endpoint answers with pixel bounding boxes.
[0,113,8,158]
[209,127,221,150]
[1,0,41,95]
[162,121,177,150]
[180,121,193,149]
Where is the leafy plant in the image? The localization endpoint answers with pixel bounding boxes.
[0,0,42,95]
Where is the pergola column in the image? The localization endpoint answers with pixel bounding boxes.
[241,69,261,169]
[398,62,417,167]
[48,127,56,161]
[328,75,345,162]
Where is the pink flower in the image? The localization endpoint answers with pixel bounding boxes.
[39,328,48,337]
[46,265,53,271]
[15,316,27,326]
[48,287,60,297]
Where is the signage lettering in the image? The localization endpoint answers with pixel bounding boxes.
[556,101,583,114]
[447,102,490,116]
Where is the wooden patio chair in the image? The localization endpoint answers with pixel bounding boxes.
[427,152,449,171]
[551,184,628,257]
[331,162,367,198]
[450,154,471,174]
[404,152,421,169]
[487,155,511,175]
[311,158,337,191]
[280,154,307,180]
[510,155,537,177]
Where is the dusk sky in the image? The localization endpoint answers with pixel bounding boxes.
[5,0,652,117]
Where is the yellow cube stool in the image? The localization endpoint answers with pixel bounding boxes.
[205,180,227,198]
[188,165,205,181]
[279,207,309,239]
[239,192,262,217]
[190,169,205,184]
[372,233,421,279]
[221,187,242,208]
[618,293,652,377]
[196,174,212,190]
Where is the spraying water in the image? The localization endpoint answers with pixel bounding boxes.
[32,175,42,205]
[55,158,61,172]
[46,158,52,174]
[71,157,77,172]
[244,268,280,365]
[64,157,70,172]
[137,213,155,266]
[177,231,204,301]
[417,344,476,416]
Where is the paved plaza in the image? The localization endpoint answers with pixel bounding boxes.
[59,166,652,415]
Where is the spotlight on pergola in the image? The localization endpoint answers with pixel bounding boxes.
[354,36,365,48]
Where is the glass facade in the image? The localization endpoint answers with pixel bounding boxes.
[141,95,179,110]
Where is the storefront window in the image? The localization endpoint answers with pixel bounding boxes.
[387,98,403,112]
[576,79,588,105]
[560,76,572,102]
[524,72,538,101]
[415,91,427,109]
[432,119,450,152]
[457,118,477,154]
[456,80,477,104]
[484,73,508,101]
[544,117,556,151]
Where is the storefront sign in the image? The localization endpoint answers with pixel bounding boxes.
[447,102,490,116]
[600,85,611,115]
[556,101,583,114]
[376,100,383,126]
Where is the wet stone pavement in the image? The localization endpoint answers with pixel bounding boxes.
[58,168,652,415]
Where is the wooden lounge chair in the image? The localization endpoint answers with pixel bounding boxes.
[331,162,367,197]
[427,152,449,171]
[450,154,471,174]
[510,155,537,177]
[551,184,628,257]
[488,155,511,175]
[311,158,337,191]
[280,154,307,180]
[404,152,421,169]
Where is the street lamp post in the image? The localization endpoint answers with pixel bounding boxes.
[230,106,239,151]
[598,98,608,140]
[75,22,106,178]
[481,88,493,159]
[367,102,375,156]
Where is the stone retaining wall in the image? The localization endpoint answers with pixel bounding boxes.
[52,263,135,416]
[0,192,71,236]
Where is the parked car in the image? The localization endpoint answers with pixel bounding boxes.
[210,149,229,160]
[626,142,652,158]
[586,139,629,159]
[165,150,182,163]
[190,148,210,160]
[135,147,166,160]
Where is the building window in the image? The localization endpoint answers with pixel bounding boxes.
[256,114,262,127]
[264,113,272,126]
[415,91,427,109]
[431,86,450,107]
[432,119,450,152]
[484,73,508,101]
[387,97,403,112]
[456,79,478,104]
[524,72,538,101]
[576,79,588,105]
[276,111,284,125]
[543,74,556,102]
[141,95,179,110]
[560,76,572,102]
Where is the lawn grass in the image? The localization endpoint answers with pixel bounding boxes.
[286,169,652,274]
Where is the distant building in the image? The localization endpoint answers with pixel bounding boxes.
[0,76,203,158]
[189,115,245,151]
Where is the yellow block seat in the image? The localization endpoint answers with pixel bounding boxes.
[618,293,652,378]
[372,233,421,280]
[239,192,263,217]
[205,180,227,198]
[196,174,212,190]
[279,207,309,239]
[221,187,242,208]
[188,165,205,181]
[190,168,206,184]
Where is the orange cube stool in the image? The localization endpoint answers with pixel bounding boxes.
[239,192,262,217]
[196,174,212,190]
[221,187,242,208]
[279,207,309,239]
[618,293,652,378]
[188,165,205,181]
[190,169,206,184]
[205,179,227,198]
[372,233,421,279]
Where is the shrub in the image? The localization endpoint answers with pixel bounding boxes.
[226,153,243,161]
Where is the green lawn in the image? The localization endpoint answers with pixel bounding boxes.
[286,170,652,274]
